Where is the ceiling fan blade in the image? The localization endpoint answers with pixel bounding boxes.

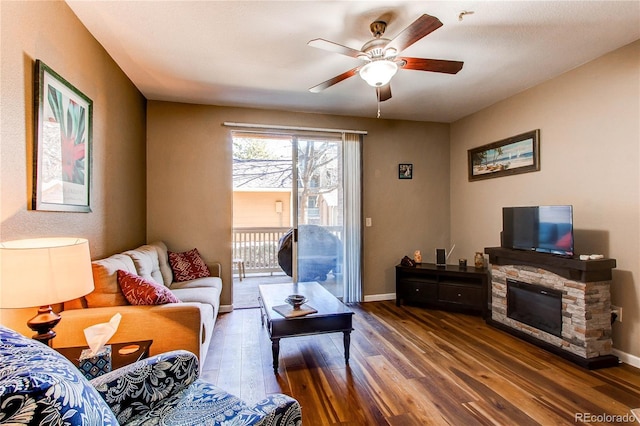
[309,67,359,93]
[399,57,463,74]
[386,14,443,54]
[308,38,364,59]
[377,84,392,102]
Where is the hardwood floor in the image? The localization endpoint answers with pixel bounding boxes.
[201,301,640,425]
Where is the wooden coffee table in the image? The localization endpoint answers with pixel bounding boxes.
[258,282,354,373]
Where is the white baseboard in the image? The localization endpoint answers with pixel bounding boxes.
[613,348,640,368]
[363,293,396,302]
[219,304,233,313]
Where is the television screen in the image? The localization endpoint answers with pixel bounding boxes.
[502,205,574,256]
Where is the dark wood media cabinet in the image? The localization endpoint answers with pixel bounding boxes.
[396,263,489,316]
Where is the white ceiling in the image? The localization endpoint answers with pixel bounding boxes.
[65,1,640,123]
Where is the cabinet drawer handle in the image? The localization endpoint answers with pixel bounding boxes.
[457,293,462,297]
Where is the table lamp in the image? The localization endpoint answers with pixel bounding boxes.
[0,237,94,346]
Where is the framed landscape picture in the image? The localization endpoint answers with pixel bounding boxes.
[468,130,540,181]
[33,60,92,212]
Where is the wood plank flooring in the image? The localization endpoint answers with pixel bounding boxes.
[201,301,640,425]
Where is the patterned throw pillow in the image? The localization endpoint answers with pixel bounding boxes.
[168,248,211,282]
[117,270,180,305]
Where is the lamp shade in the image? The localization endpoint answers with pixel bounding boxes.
[359,60,398,87]
[0,237,94,308]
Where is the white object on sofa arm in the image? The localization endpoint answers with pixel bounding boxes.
[55,303,214,366]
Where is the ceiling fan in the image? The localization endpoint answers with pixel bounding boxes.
[308,14,463,102]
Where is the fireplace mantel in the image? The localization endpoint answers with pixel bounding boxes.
[484,247,616,282]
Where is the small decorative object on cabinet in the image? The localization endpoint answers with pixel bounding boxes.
[400,256,416,267]
[413,250,422,263]
[396,263,489,317]
[474,252,485,268]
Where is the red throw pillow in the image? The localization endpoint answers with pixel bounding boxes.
[168,248,211,282]
[117,270,180,305]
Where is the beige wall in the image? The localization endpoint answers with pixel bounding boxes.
[233,191,291,228]
[0,0,146,332]
[147,102,451,306]
[450,40,640,358]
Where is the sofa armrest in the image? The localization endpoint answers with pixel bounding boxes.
[90,350,199,423]
[207,262,221,277]
[55,304,209,362]
[253,394,303,426]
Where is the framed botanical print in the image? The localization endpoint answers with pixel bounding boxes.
[33,60,92,212]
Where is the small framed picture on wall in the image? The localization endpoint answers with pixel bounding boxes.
[399,163,413,179]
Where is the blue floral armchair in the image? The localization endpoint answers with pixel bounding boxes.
[0,325,301,425]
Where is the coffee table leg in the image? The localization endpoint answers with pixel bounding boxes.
[343,331,351,365]
[258,297,265,327]
[271,338,280,373]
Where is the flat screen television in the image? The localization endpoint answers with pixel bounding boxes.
[502,205,574,257]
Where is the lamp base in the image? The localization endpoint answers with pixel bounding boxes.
[27,305,61,346]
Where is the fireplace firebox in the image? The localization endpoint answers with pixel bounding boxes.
[507,278,562,337]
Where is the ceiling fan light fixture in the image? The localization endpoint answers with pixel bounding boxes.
[359,60,398,87]
[383,47,397,58]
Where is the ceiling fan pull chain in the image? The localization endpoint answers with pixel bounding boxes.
[377,89,381,119]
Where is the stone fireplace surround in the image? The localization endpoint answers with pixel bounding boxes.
[484,247,619,369]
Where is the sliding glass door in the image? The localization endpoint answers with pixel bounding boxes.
[293,136,343,298]
[232,130,360,301]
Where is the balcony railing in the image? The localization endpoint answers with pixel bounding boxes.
[232,227,288,275]
[232,226,343,275]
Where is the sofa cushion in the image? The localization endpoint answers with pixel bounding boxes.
[0,325,119,425]
[168,248,211,282]
[123,244,164,285]
[148,241,174,286]
[118,270,181,305]
[172,287,220,317]
[86,254,137,308]
[169,275,223,290]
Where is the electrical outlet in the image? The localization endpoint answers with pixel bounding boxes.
[611,305,622,322]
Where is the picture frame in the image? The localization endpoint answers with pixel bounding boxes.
[33,60,92,212]
[399,163,413,179]
[468,129,540,181]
